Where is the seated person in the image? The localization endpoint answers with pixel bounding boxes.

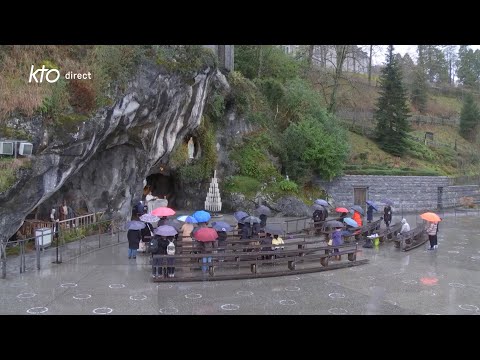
[271,234,285,250]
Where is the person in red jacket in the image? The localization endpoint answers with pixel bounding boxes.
[352,210,363,228]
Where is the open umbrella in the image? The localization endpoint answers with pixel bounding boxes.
[264,225,283,236]
[335,207,349,213]
[194,227,218,242]
[343,217,359,227]
[420,212,442,223]
[151,207,176,217]
[243,216,261,224]
[314,199,329,207]
[351,205,365,215]
[383,199,394,206]
[177,215,198,223]
[254,205,271,216]
[325,220,344,228]
[312,204,327,211]
[211,221,233,232]
[234,211,249,222]
[126,220,146,230]
[139,214,160,223]
[154,225,178,237]
[366,201,378,211]
[163,219,182,231]
[192,210,211,223]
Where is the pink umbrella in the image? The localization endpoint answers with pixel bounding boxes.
[193,228,218,242]
[151,207,176,217]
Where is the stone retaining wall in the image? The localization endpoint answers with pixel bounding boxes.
[315,175,480,212]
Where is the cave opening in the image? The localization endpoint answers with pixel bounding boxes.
[145,170,178,209]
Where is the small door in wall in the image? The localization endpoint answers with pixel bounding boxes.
[353,187,368,210]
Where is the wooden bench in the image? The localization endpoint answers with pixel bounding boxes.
[151,241,366,281]
[377,222,402,243]
[394,225,427,251]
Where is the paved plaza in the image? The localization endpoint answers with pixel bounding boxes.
[1,213,479,315]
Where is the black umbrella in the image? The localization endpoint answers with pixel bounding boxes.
[351,205,364,215]
[254,205,271,216]
[243,216,261,224]
[264,225,283,236]
[325,220,344,228]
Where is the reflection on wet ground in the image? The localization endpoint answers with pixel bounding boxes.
[1,212,479,315]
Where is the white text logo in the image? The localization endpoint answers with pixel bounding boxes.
[29,65,60,83]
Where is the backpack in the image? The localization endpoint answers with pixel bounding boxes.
[167,240,176,255]
[313,209,325,222]
[149,238,159,253]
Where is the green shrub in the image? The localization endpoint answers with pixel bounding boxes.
[230,133,281,183]
[283,115,349,181]
[224,175,261,197]
[277,179,299,193]
[156,45,216,79]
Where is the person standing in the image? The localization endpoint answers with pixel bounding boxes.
[127,229,142,259]
[352,210,363,228]
[383,205,392,228]
[367,204,375,223]
[426,221,439,250]
[330,226,344,261]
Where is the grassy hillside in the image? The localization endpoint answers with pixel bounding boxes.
[346,123,480,176]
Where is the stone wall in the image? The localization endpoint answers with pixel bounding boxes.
[315,175,480,212]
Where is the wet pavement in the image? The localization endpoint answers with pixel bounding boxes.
[1,211,479,315]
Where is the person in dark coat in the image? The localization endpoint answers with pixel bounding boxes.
[259,214,267,229]
[127,229,142,259]
[217,230,228,254]
[151,235,176,278]
[367,205,375,223]
[383,205,392,228]
[313,206,328,234]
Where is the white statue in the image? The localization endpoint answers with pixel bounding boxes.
[188,137,194,159]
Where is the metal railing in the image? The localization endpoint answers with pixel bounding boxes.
[1,217,125,279]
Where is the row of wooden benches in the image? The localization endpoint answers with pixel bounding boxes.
[151,240,366,281]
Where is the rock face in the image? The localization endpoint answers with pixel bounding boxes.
[267,196,311,217]
[0,61,223,243]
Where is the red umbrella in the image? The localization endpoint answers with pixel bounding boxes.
[151,207,176,217]
[194,227,218,242]
[335,207,349,213]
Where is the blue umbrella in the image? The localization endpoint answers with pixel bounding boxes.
[154,225,178,236]
[211,221,232,232]
[366,201,378,211]
[177,215,198,223]
[139,214,160,223]
[193,210,211,223]
[127,221,146,230]
[234,211,249,222]
[314,199,329,207]
[343,217,359,227]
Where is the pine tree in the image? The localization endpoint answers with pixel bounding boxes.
[374,45,410,156]
[459,93,480,142]
[411,67,428,114]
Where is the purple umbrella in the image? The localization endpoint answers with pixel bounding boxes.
[234,211,249,222]
[154,225,178,237]
[211,221,233,232]
[139,214,160,223]
[314,199,329,207]
[127,221,146,230]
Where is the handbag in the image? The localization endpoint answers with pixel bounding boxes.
[327,239,333,246]
[138,240,146,252]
